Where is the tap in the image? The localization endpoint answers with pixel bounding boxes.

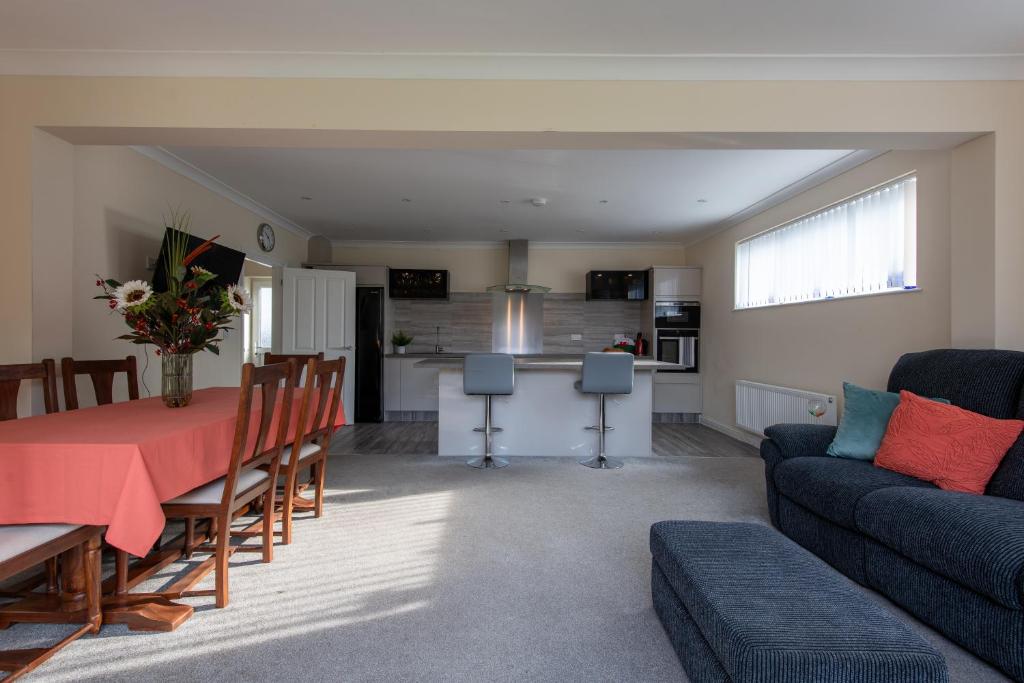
[434,325,445,354]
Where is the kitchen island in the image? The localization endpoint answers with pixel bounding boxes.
[415,355,677,458]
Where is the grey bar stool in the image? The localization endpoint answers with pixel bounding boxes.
[575,352,634,469]
[464,353,515,469]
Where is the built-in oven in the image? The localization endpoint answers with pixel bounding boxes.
[656,329,699,373]
[655,301,700,329]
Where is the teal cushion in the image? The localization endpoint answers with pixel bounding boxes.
[827,382,949,461]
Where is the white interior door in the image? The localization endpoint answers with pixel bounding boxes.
[276,267,356,420]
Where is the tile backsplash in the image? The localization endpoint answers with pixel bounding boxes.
[389,292,648,354]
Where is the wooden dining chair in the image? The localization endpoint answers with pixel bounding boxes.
[158,361,295,608]
[60,356,139,410]
[0,359,59,421]
[263,352,324,385]
[0,524,103,681]
[277,356,346,544]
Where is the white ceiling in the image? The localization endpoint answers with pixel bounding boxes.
[162,147,857,243]
[1,1,1022,79]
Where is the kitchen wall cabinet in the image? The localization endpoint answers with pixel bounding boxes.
[383,357,439,412]
[652,267,702,299]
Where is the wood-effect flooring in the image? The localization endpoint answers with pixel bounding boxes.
[330,421,758,458]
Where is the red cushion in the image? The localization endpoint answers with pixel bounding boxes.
[874,390,1024,494]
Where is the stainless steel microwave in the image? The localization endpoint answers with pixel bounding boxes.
[655,301,700,329]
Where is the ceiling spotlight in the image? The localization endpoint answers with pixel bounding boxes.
[599,200,609,204]
[402,198,413,203]
[697,198,708,203]
[530,197,548,207]
[576,228,586,233]
[500,200,511,204]
[498,228,508,233]
[300,196,313,201]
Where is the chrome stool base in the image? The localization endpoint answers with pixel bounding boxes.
[579,454,623,469]
[468,455,510,469]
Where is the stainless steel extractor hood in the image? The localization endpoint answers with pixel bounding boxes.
[486,240,551,293]
[489,240,546,354]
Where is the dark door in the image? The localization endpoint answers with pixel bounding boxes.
[354,287,384,422]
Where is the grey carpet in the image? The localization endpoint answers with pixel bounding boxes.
[2,452,1009,682]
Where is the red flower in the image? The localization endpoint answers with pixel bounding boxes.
[204,322,214,330]
[95,279,103,287]
[176,298,188,308]
[155,348,162,357]
[108,300,117,309]
[185,281,197,290]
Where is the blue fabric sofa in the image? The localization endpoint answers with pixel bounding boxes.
[760,349,1024,681]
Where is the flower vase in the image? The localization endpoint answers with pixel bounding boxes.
[161,353,193,407]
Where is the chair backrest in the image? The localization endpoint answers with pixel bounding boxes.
[887,348,1024,419]
[0,359,58,421]
[580,352,634,395]
[61,356,139,410]
[222,361,296,508]
[287,357,346,460]
[463,354,515,395]
[263,352,324,385]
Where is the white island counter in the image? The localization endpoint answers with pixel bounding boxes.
[415,356,677,458]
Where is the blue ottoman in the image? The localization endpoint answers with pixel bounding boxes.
[650,521,948,683]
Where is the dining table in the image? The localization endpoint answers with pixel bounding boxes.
[0,386,346,630]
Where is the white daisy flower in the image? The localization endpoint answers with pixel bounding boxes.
[113,280,153,311]
[225,284,252,313]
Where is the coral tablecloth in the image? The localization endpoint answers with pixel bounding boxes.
[0,387,345,557]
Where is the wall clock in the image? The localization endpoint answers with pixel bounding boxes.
[257,223,276,252]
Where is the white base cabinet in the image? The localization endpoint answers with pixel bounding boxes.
[653,372,702,414]
[383,358,439,412]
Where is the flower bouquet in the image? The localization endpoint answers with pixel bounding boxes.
[95,210,251,407]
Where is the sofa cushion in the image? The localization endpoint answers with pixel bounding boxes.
[987,434,1024,502]
[774,456,935,530]
[887,348,1024,419]
[874,390,1024,494]
[827,382,949,461]
[856,487,1024,610]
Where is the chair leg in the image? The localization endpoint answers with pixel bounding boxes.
[580,394,624,470]
[214,513,230,608]
[84,533,102,633]
[280,482,294,545]
[262,490,274,563]
[114,550,128,595]
[45,557,58,594]
[314,458,327,518]
[468,395,509,469]
[184,518,195,560]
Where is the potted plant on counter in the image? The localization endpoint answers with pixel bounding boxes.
[95,209,251,408]
[391,330,414,355]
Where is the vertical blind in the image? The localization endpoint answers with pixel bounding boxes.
[735,175,917,309]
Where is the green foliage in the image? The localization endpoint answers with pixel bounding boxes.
[95,208,247,356]
[391,330,414,347]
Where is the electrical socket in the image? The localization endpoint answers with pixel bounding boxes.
[570,333,582,342]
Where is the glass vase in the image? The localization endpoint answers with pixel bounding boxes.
[161,352,193,408]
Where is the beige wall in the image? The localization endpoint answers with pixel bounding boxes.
[330,242,686,292]
[2,77,1023,389]
[950,134,996,347]
[66,146,307,407]
[30,129,75,413]
[686,150,953,429]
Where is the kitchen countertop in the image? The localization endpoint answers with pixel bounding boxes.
[414,355,676,370]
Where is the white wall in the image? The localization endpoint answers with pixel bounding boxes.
[686,150,953,430]
[330,242,686,292]
[64,146,307,408]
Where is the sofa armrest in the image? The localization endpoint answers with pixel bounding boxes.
[762,424,838,460]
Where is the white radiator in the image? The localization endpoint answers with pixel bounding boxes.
[735,380,837,436]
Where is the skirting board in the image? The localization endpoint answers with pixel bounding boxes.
[698,415,764,449]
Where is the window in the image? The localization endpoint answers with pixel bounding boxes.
[243,277,273,362]
[734,175,917,309]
